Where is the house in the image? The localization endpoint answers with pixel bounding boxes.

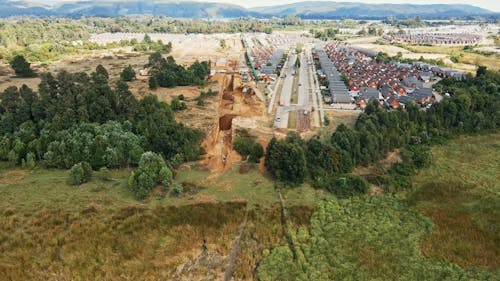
[402,76,423,89]
[380,86,395,99]
[411,88,433,105]
[358,87,380,101]
[452,72,466,81]
[333,93,352,104]
[398,95,415,107]
[387,96,401,109]
[420,71,432,82]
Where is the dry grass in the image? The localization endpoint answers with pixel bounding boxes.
[404,45,500,71]
[0,162,324,280]
[409,134,500,269]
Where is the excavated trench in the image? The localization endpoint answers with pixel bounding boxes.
[219,114,237,131]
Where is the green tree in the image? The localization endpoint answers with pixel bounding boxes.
[328,175,369,198]
[95,64,109,79]
[149,75,159,89]
[67,162,92,185]
[120,65,136,81]
[233,135,263,163]
[21,152,36,170]
[265,136,307,185]
[9,55,34,77]
[128,152,172,199]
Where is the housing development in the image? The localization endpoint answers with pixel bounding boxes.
[0,0,498,280]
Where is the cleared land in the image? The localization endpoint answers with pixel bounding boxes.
[350,41,500,73]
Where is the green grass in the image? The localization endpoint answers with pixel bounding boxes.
[256,133,500,280]
[176,163,333,207]
[0,168,137,215]
[409,134,500,269]
[257,196,498,281]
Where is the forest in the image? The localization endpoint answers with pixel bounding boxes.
[0,65,204,193]
[265,68,500,195]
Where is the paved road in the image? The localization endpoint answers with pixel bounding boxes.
[297,52,310,107]
[304,46,322,127]
[268,50,293,114]
[274,53,297,129]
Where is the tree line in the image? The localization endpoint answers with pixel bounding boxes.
[265,68,499,195]
[0,17,364,63]
[147,52,210,89]
[0,66,204,172]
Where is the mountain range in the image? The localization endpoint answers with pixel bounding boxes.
[1,0,498,19]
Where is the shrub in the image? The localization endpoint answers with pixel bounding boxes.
[328,175,369,198]
[128,152,172,199]
[120,65,136,81]
[233,136,264,163]
[67,162,92,186]
[95,64,109,79]
[10,55,35,77]
[172,183,183,196]
[21,152,36,170]
[170,97,187,111]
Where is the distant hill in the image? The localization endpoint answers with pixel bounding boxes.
[251,1,497,19]
[1,0,498,19]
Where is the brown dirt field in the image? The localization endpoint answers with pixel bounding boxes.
[170,36,243,65]
[200,74,271,174]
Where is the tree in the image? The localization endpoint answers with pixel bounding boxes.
[149,75,159,90]
[95,64,109,79]
[21,152,36,170]
[128,152,172,199]
[10,55,34,77]
[120,65,136,81]
[67,162,92,185]
[233,136,263,163]
[265,136,307,185]
[476,66,487,77]
[323,116,330,126]
[148,52,165,70]
[115,80,138,118]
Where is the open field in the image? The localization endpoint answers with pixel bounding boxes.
[350,42,500,72]
[0,161,328,280]
[409,134,500,269]
[318,110,361,140]
[400,44,499,71]
[255,133,500,280]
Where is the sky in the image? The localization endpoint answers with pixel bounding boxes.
[23,0,500,12]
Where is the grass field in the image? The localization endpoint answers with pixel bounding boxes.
[403,45,500,71]
[0,161,329,280]
[256,133,500,280]
[0,134,498,280]
[409,133,500,269]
